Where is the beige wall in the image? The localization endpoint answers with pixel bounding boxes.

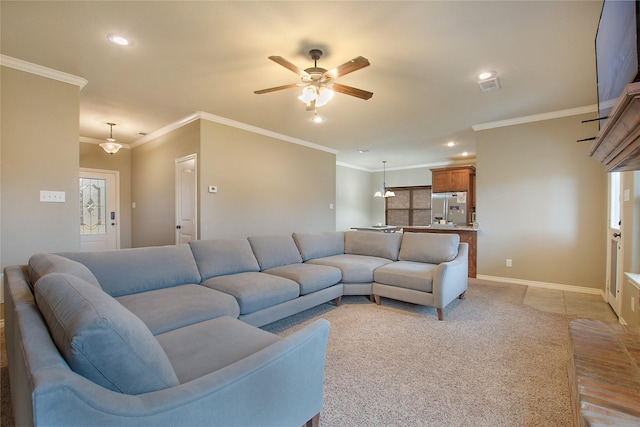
[1,67,81,269]
[336,165,372,231]
[199,120,336,238]
[476,114,606,289]
[80,143,132,248]
[131,120,200,247]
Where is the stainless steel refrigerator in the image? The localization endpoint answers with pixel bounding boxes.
[431,192,468,226]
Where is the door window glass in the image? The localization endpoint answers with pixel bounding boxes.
[80,177,107,235]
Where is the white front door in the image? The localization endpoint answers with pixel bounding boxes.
[175,154,198,244]
[606,172,623,316]
[79,169,119,251]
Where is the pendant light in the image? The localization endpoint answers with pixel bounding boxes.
[374,160,395,197]
[99,122,122,155]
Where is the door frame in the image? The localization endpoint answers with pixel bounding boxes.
[606,171,623,316]
[175,154,198,244]
[79,168,120,251]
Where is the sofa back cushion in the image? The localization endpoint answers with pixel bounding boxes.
[59,245,201,297]
[399,232,460,264]
[28,253,101,290]
[189,239,260,280]
[292,231,345,261]
[34,273,179,394]
[248,235,303,270]
[344,231,402,261]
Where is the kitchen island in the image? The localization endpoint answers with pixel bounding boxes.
[404,225,478,278]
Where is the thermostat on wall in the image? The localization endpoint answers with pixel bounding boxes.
[208,186,218,193]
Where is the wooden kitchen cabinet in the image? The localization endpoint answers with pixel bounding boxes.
[431,166,475,193]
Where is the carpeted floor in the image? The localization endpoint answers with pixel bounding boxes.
[1,280,573,426]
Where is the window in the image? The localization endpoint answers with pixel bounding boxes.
[385,186,432,227]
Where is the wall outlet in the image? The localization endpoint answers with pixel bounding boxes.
[506,258,512,267]
[208,186,218,193]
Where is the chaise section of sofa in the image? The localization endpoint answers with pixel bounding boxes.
[57,245,240,334]
[5,246,331,426]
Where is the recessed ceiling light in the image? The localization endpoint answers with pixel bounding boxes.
[447,141,456,147]
[477,70,497,81]
[107,34,131,46]
[462,152,469,156]
[312,115,323,123]
[358,149,369,154]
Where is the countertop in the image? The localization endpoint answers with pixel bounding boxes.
[404,225,479,232]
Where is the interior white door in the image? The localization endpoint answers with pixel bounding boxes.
[79,169,119,251]
[606,172,623,316]
[175,154,198,244]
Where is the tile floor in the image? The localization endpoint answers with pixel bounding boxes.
[523,286,619,322]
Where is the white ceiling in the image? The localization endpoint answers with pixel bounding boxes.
[1,1,603,171]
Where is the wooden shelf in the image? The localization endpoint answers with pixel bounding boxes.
[590,81,640,172]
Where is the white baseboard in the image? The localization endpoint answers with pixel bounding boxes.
[476,275,606,300]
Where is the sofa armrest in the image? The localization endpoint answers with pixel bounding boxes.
[432,242,468,308]
[29,319,330,427]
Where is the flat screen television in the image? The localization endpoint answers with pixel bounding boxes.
[595,0,640,127]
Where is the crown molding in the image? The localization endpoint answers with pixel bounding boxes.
[130,111,339,155]
[337,158,476,173]
[1,55,88,89]
[471,104,598,131]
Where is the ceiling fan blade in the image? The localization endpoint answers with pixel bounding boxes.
[325,56,370,78]
[254,83,299,94]
[268,56,310,77]
[332,83,373,100]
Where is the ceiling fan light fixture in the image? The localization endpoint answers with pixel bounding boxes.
[299,86,317,103]
[315,87,334,107]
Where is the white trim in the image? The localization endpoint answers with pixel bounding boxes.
[471,104,598,131]
[337,158,476,173]
[129,113,201,148]
[129,111,339,155]
[1,55,88,89]
[476,274,606,299]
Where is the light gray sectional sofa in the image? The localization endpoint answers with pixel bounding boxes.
[3,230,467,427]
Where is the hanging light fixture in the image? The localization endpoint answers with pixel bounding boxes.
[374,160,395,197]
[99,122,123,155]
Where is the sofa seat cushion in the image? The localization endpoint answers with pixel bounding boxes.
[306,254,393,283]
[201,272,300,315]
[293,231,345,261]
[28,253,101,290]
[248,235,303,270]
[399,232,460,264]
[59,245,201,297]
[373,261,438,293]
[34,273,179,394]
[264,264,342,295]
[156,316,280,384]
[116,285,240,335]
[189,239,260,281]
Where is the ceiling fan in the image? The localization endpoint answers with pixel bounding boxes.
[254,49,373,111]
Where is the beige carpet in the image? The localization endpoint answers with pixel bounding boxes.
[1,280,572,426]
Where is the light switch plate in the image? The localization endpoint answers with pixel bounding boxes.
[40,190,65,203]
